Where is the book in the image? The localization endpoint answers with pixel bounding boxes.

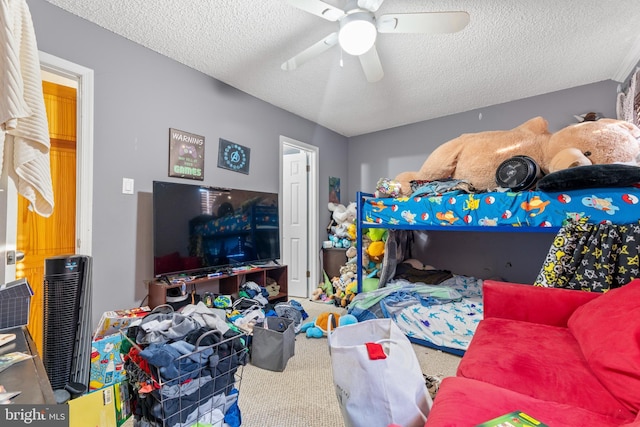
[476,411,549,427]
[0,351,34,373]
[0,333,16,347]
[68,386,117,427]
[93,306,151,340]
[0,385,21,403]
[89,333,127,391]
[0,391,21,403]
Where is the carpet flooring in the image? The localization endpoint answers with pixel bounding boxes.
[237,298,462,427]
[122,297,462,426]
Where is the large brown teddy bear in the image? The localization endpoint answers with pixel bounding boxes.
[544,118,640,172]
[393,117,640,196]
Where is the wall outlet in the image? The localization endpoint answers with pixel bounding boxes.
[122,178,134,195]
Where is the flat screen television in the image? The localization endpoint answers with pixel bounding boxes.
[152,180,280,277]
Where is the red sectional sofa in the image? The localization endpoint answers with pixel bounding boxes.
[425,279,640,427]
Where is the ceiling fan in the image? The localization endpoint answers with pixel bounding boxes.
[281,0,470,82]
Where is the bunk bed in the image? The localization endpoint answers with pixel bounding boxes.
[353,183,640,355]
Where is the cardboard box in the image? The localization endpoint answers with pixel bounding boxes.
[0,278,33,330]
[93,306,150,340]
[68,386,117,427]
[89,333,127,391]
[113,380,132,427]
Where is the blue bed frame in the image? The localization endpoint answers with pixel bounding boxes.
[355,191,561,293]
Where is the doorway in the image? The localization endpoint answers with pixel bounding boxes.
[0,52,93,353]
[280,137,318,297]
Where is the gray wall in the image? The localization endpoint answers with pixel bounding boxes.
[25,0,627,317]
[347,80,620,283]
[28,0,348,325]
[347,80,619,196]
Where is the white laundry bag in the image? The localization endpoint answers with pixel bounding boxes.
[328,318,432,427]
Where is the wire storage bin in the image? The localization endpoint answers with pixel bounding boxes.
[121,305,249,427]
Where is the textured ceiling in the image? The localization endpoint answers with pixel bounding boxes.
[44,0,640,137]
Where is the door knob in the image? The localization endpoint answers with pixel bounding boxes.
[6,250,25,264]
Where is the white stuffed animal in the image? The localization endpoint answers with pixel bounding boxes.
[328,202,357,224]
[327,202,357,248]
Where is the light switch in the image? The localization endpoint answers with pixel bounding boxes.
[122,178,134,195]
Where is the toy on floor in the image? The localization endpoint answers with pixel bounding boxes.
[339,282,357,307]
[332,262,357,301]
[300,313,358,338]
[311,271,337,304]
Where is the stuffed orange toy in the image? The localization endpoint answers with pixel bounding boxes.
[315,312,340,334]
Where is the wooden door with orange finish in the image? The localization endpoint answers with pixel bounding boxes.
[17,80,77,355]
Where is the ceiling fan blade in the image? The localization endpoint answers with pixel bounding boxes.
[359,45,384,83]
[281,32,339,71]
[286,0,345,21]
[377,11,470,34]
[357,0,385,13]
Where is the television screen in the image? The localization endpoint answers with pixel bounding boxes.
[153,181,280,277]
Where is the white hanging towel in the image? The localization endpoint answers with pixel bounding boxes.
[0,0,54,217]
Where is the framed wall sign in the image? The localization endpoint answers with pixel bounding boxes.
[329,177,340,203]
[168,128,205,180]
[217,138,250,174]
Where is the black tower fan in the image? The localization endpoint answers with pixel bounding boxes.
[42,255,92,395]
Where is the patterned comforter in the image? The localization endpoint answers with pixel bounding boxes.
[348,275,484,354]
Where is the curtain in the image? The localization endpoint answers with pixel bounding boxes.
[534,219,640,292]
[617,67,640,126]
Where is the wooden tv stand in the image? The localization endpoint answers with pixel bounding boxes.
[147,265,288,309]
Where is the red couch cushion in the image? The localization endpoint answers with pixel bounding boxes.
[483,280,601,326]
[426,377,629,427]
[568,279,640,414]
[457,318,633,420]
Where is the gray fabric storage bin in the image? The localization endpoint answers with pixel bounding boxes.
[251,316,295,372]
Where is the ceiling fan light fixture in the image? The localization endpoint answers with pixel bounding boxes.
[338,13,377,56]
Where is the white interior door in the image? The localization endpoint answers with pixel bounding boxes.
[0,146,18,281]
[282,151,308,297]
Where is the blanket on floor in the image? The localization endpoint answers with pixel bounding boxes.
[348,276,484,352]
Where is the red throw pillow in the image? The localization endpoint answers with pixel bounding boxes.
[567,279,640,413]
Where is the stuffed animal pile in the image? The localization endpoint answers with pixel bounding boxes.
[327,202,357,248]
[318,227,388,307]
[315,231,360,306]
[311,202,359,305]
[313,202,389,307]
[376,116,640,197]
